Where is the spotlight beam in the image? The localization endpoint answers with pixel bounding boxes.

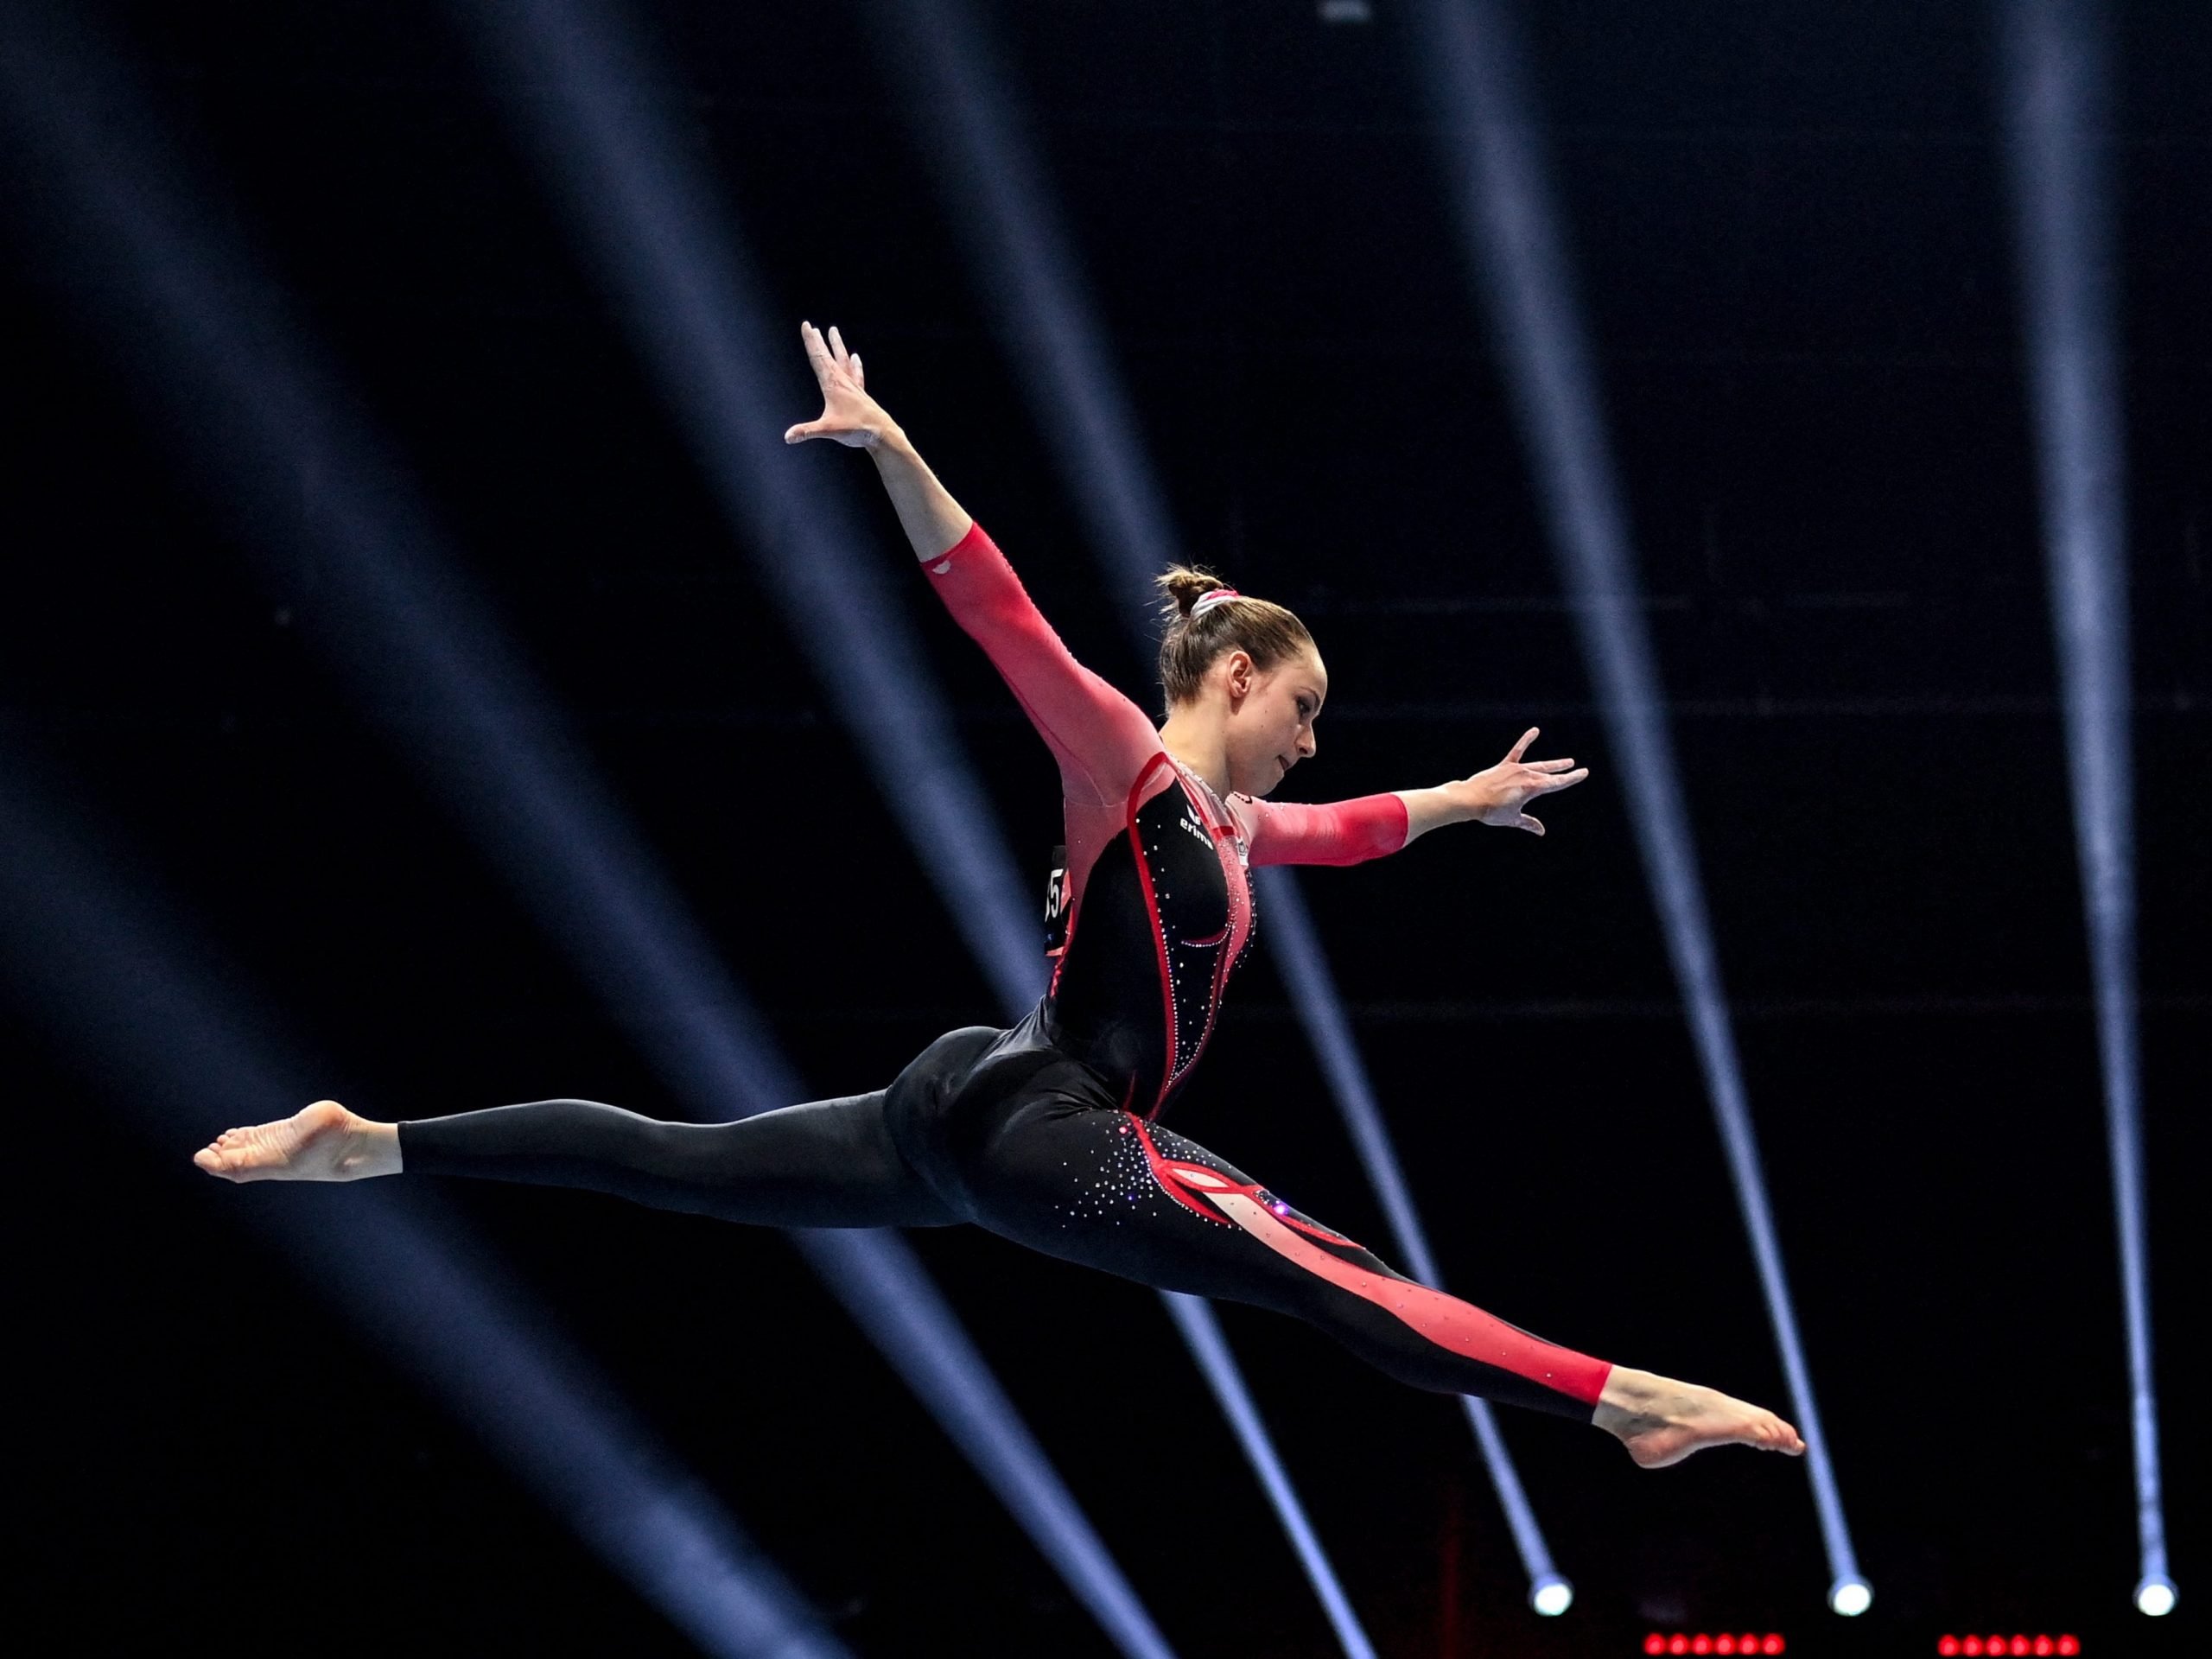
[0,757,849,1659]
[452,0,1043,1016]
[0,18,1170,1657]
[864,0,1176,637]
[1998,0,2170,1611]
[459,0,1379,1647]
[1258,867,1571,1608]
[1161,1294,1379,1659]
[1405,0,1866,1604]
[868,0,1569,1608]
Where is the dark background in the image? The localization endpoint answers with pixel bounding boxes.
[3,2,2203,1655]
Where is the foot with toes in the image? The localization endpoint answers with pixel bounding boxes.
[194,1099,401,1183]
[1594,1367,1806,1468]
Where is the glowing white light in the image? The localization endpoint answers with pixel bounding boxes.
[2136,1576,2177,1617]
[1828,1578,1873,1618]
[1529,1574,1574,1617]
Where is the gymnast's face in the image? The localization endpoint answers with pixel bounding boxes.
[1223,645,1327,798]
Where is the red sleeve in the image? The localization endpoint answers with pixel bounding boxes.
[921,523,1161,804]
[1241,792,1410,868]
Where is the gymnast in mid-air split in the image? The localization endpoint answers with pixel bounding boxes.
[200,321,1805,1470]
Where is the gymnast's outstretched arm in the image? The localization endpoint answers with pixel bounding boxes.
[781,320,971,562]
[782,321,1160,802]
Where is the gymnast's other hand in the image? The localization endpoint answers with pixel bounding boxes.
[1457,727,1589,835]
[1397,726,1590,842]
[784,321,896,449]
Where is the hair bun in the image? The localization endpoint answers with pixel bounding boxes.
[1156,564,1229,620]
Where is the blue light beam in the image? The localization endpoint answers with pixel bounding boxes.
[864,0,1178,633]
[1161,1294,1379,1659]
[449,0,1040,1016]
[0,756,849,1659]
[870,0,1569,1610]
[1997,0,2171,1614]
[0,19,1168,1656]
[1404,0,1867,1609]
[1258,867,1573,1613]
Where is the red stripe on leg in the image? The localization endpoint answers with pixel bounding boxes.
[1130,1116,1609,1407]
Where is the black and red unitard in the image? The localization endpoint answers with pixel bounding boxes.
[402,524,1612,1420]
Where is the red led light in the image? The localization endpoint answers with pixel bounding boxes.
[1939,1641,1961,1657]
[2012,1639,2031,1656]
[1645,1633,1786,1656]
[2057,1640,2078,1656]
[2034,1641,2054,1656]
[1963,1641,1984,1656]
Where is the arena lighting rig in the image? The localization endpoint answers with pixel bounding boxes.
[446,0,1369,1650]
[1402,0,1870,1614]
[1998,0,2173,1618]
[0,18,1173,1658]
[866,0,1574,1613]
[0,761,851,1659]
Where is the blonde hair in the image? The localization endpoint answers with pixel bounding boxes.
[1154,565,1314,708]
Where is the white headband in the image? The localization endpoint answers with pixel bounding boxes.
[1190,588,1242,618]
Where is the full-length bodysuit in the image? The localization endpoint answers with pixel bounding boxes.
[404,524,1612,1420]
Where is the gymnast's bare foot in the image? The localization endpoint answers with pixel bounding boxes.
[194,1100,401,1183]
[1594,1366,1806,1468]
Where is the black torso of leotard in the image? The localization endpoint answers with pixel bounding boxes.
[1043,766,1250,1116]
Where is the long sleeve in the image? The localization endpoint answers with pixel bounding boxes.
[1240,791,1410,868]
[921,522,1162,804]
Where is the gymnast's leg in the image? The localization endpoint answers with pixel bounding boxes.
[959,1097,1804,1466]
[193,1093,955,1230]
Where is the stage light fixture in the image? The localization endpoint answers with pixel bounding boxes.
[2134,1575,2174,1617]
[1402,0,1866,1609]
[1828,1577,1872,1617]
[1529,1573,1573,1616]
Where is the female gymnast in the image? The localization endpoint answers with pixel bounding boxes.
[198,321,1804,1470]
